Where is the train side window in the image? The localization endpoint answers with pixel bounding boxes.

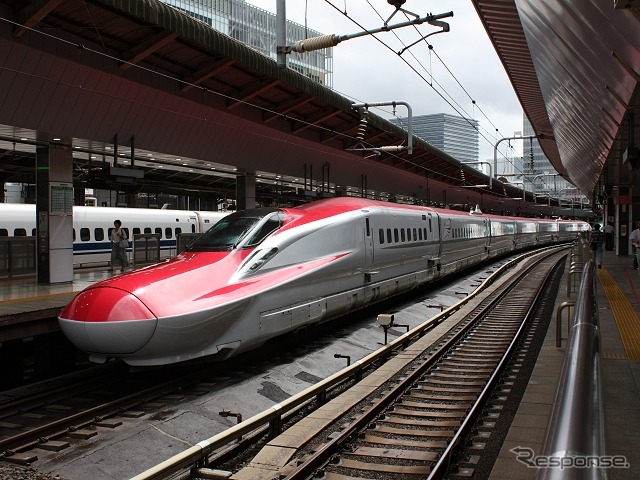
[407,229,411,241]
[365,218,370,237]
[379,229,384,244]
[401,229,406,242]
[155,227,162,238]
[387,228,392,243]
[418,229,422,241]
[165,227,173,239]
[176,227,182,236]
[73,229,76,241]
[423,228,427,239]
[80,228,90,242]
[14,228,27,236]
[31,228,36,236]
[413,228,417,241]
[191,224,196,233]
[394,229,399,243]
[429,219,432,232]
[95,228,104,241]
[0,229,7,236]
[122,228,129,239]
[108,228,113,240]
[144,227,151,234]
[133,228,141,235]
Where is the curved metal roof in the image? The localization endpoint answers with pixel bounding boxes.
[473,0,640,199]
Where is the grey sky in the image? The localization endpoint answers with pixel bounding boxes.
[250,0,525,164]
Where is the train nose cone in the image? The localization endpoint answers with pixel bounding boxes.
[58,287,157,355]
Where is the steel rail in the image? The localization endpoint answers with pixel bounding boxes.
[131,246,569,480]
[282,250,566,479]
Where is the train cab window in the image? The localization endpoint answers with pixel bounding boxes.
[144,227,151,234]
[155,227,162,238]
[95,228,104,241]
[165,228,173,239]
[80,228,90,242]
[245,212,282,247]
[0,229,7,236]
[14,228,27,236]
[379,229,385,244]
[187,208,283,252]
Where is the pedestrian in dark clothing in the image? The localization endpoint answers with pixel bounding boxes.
[604,222,614,251]
[109,219,129,272]
[589,223,605,269]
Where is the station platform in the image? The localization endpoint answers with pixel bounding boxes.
[0,269,113,340]
[489,250,640,480]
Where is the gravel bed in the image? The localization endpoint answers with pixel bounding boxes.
[0,464,68,480]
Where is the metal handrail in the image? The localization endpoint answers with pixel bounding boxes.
[538,261,605,479]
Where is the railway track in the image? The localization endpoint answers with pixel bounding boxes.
[210,248,567,480]
[0,362,214,465]
[0,247,567,479]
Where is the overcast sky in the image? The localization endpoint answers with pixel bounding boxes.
[247,0,525,164]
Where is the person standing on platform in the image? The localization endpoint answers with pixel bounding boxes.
[109,219,129,272]
[604,221,614,251]
[630,222,640,270]
[588,223,605,269]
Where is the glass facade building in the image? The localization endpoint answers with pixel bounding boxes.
[390,113,479,163]
[161,0,333,87]
[523,115,572,199]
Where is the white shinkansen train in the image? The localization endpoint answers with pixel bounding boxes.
[57,197,590,366]
[0,203,227,268]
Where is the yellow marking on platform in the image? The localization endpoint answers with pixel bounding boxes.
[0,292,74,305]
[598,268,640,360]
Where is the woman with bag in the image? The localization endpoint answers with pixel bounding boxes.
[109,219,129,272]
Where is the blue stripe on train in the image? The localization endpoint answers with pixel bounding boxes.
[72,240,178,255]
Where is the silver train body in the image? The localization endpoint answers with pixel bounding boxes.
[58,198,589,366]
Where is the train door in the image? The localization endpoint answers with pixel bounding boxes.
[188,216,197,233]
[363,216,379,303]
[364,216,374,275]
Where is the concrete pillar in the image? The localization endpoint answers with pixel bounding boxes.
[236,171,256,210]
[36,140,74,284]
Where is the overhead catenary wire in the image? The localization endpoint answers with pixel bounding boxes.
[322,0,528,179]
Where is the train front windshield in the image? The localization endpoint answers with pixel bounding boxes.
[186,208,283,252]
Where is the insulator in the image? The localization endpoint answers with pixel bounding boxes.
[376,146,405,152]
[291,35,339,53]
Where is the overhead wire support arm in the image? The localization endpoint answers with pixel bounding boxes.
[279,11,454,55]
[351,101,413,155]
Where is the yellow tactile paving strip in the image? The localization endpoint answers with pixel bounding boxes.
[598,268,640,360]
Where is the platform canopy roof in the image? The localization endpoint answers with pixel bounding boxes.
[472,0,640,200]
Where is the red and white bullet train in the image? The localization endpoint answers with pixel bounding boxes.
[58,197,589,366]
